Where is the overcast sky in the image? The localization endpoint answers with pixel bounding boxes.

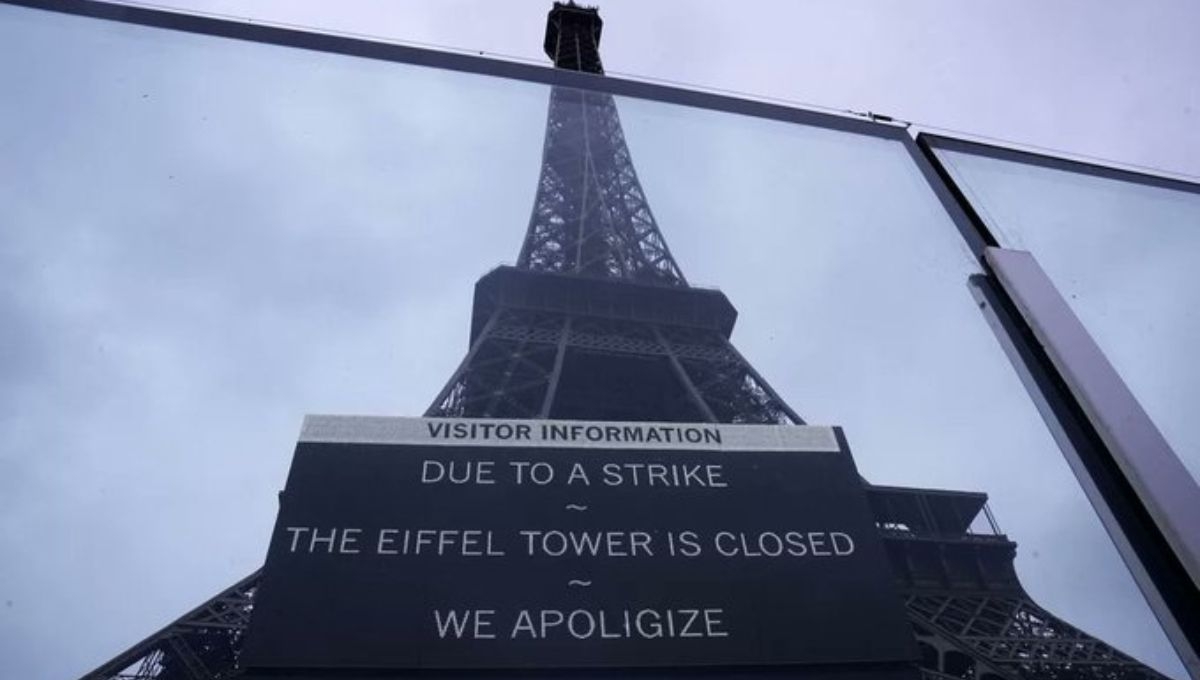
[0,2,1195,679]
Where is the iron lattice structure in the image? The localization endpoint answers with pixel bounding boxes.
[80,3,1169,680]
[517,84,686,285]
[81,572,256,680]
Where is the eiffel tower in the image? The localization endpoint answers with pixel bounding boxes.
[80,3,1172,680]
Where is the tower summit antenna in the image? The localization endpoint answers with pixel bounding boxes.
[544,2,604,73]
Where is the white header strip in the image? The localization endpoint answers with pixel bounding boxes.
[299,415,841,453]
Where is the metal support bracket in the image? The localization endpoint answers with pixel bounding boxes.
[982,247,1200,678]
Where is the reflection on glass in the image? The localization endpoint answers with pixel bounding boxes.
[617,99,1183,678]
[0,3,1184,680]
[934,147,1200,488]
[0,5,548,676]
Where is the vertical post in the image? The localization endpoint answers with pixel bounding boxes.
[538,317,572,418]
[654,326,719,423]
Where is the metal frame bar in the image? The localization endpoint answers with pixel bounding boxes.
[922,133,1200,198]
[79,570,260,680]
[722,341,806,425]
[912,131,1200,678]
[985,249,1200,589]
[900,134,998,257]
[979,250,1200,677]
[969,272,1200,677]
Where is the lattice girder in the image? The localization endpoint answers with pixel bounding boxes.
[517,86,687,286]
[906,592,1168,680]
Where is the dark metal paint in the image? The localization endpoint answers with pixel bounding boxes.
[925,133,1200,198]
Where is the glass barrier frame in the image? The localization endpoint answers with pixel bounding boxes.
[917,133,1200,675]
[4,0,1198,676]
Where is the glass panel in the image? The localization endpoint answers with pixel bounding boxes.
[933,144,1200,487]
[0,5,549,676]
[0,4,1183,680]
[615,99,1184,678]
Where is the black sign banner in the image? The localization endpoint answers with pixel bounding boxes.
[241,416,915,671]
